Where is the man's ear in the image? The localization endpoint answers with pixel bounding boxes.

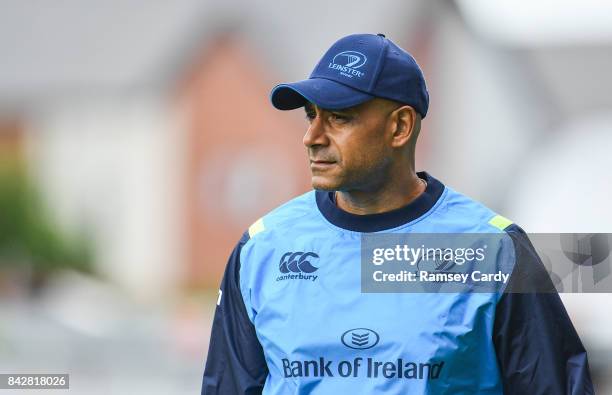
[390,105,417,148]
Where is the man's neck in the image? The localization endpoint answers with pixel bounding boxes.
[334,174,426,215]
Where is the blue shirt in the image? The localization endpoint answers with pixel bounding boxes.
[201,171,593,394]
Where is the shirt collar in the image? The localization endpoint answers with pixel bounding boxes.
[315,171,445,232]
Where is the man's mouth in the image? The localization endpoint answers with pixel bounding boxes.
[309,159,336,169]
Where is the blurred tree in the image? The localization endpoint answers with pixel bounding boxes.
[0,154,93,292]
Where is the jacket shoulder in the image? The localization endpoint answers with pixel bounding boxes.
[246,190,318,240]
[435,185,519,233]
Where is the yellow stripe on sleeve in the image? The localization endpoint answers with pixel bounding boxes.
[488,214,513,230]
[248,217,265,237]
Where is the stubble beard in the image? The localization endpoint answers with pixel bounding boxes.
[312,157,392,193]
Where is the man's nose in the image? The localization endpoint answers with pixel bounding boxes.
[303,116,328,148]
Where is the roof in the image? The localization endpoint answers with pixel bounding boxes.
[0,0,425,110]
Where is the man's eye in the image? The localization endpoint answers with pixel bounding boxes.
[330,113,350,122]
[305,112,316,121]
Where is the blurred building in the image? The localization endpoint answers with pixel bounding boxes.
[178,37,311,287]
[1,0,611,291]
[2,0,612,393]
[0,0,432,295]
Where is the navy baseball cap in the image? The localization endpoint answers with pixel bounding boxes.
[270,33,429,118]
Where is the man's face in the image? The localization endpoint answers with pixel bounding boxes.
[303,98,400,191]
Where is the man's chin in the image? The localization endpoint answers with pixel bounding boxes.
[310,176,341,191]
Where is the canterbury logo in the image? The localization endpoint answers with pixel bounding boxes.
[279,252,319,274]
[332,51,367,69]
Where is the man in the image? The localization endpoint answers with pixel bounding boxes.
[201,33,593,394]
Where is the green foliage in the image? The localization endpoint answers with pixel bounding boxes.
[0,166,93,276]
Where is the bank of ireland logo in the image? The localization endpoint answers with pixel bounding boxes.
[341,328,380,350]
[329,51,367,78]
[277,251,319,282]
